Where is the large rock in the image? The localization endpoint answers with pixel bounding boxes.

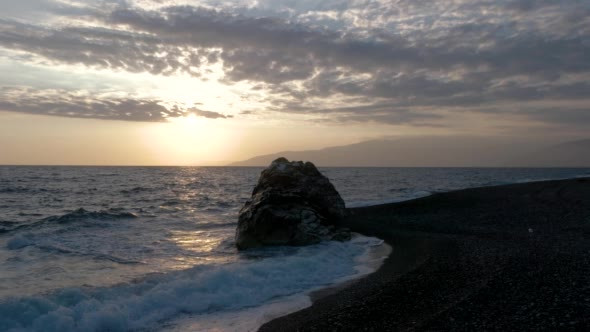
[235,157,350,249]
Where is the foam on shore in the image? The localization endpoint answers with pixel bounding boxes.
[161,234,391,332]
[0,235,388,332]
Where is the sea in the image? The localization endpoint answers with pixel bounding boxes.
[1,166,589,331]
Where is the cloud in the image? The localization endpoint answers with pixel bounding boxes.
[3,3,586,81]
[0,0,589,128]
[0,19,209,77]
[190,107,233,119]
[0,87,230,122]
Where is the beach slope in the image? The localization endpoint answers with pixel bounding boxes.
[260,177,590,331]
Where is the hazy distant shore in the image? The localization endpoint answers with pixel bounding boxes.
[260,177,590,331]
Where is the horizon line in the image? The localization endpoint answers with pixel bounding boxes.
[1,164,589,169]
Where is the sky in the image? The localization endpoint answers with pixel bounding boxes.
[0,0,589,165]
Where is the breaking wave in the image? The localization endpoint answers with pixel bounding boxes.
[0,236,380,332]
[1,208,137,234]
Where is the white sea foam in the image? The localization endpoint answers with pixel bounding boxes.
[164,292,313,332]
[0,236,385,332]
[163,235,390,332]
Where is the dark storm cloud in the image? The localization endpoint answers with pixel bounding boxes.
[0,87,230,122]
[0,0,589,126]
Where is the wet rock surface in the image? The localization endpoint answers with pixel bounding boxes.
[235,157,349,249]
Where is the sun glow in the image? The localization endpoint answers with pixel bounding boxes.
[142,114,239,165]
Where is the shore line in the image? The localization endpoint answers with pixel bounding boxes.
[346,173,590,209]
[259,177,590,331]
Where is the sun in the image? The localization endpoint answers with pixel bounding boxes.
[174,113,200,126]
[141,114,238,165]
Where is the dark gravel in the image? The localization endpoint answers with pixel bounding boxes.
[259,177,590,331]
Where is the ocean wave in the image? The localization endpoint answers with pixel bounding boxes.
[6,233,34,249]
[6,233,143,264]
[0,186,31,193]
[91,254,143,265]
[0,238,374,332]
[160,200,182,206]
[215,201,233,208]
[17,212,44,217]
[0,221,17,231]
[0,186,62,194]
[193,222,237,230]
[41,208,137,224]
[120,186,153,194]
[1,208,137,235]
